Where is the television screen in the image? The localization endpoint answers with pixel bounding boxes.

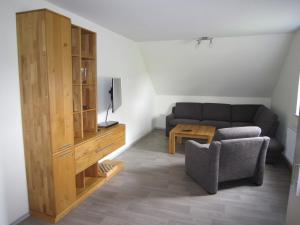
[112,78,122,112]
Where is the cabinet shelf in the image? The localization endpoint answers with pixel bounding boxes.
[76,161,124,199]
[81,56,95,60]
[82,108,96,112]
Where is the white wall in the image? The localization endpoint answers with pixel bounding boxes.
[0,0,155,224]
[139,35,291,97]
[271,29,300,163]
[154,95,271,128]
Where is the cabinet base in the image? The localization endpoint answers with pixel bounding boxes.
[30,160,124,224]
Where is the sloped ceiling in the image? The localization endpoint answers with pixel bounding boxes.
[47,0,300,41]
[139,34,292,97]
[46,0,296,98]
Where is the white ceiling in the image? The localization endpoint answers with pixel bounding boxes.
[139,34,291,97]
[47,0,300,41]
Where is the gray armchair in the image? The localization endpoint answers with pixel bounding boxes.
[185,127,270,194]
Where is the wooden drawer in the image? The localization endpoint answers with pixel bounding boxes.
[75,125,125,174]
[95,130,124,149]
[74,139,95,160]
[75,139,96,174]
[94,135,125,159]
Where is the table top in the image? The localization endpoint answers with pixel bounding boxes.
[171,124,216,136]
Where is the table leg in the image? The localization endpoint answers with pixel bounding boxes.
[169,132,176,154]
[177,136,182,144]
[207,135,213,144]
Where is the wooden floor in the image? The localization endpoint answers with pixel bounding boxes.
[19,130,291,225]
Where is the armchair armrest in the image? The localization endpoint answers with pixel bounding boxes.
[185,140,221,194]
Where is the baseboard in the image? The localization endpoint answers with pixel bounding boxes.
[9,212,30,225]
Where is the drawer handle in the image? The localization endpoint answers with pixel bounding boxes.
[95,143,114,153]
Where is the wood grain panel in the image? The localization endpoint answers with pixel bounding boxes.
[53,148,76,214]
[45,11,74,153]
[17,10,55,216]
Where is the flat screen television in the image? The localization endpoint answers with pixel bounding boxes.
[111,78,122,113]
[98,77,122,128]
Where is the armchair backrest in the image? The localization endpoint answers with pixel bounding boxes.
[213,126,261,142]
[218,136,270,183]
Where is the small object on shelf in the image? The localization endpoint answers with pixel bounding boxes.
[81,67,87,84]
[82,105,89,110]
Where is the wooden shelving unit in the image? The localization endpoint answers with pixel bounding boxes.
[71,25,97,141]
[17,9,125,223]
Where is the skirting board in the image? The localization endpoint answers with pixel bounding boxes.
[9,212,30,225]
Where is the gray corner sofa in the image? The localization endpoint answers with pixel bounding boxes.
[166,102,283,163]
[185,126,270,194]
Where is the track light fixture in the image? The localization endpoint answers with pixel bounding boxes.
[195,37,213,48]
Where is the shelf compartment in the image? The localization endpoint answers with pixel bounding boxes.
[81,29,96,59]
[81,59,96,85]
[72,56,81,85]
[83,110,97,135]
[82,85,96,110]
[72,85,82,113]
[76,160,124,198]
[71,26,81,56]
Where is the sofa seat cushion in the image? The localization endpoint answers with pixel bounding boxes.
[231,105,260,122]
[169,118,201,126]
[203,103,231,121]
[199,120,231,129]
[174,102,202,120]
[254,106,278,136]
[231,122,254,127]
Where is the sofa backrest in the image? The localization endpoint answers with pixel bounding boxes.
[171,103,278,137]
[254,105,278,136]
[231,104,261,122]
[202,103,231,121]
[174,102,202,120]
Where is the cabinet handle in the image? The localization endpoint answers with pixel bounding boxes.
[95,143,114,153]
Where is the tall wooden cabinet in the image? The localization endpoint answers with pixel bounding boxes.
[17,9,125,223]
[17,9,76,217]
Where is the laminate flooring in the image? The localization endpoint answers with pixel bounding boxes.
[19,130,291,225]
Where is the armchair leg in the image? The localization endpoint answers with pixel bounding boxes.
[253,176,263,186]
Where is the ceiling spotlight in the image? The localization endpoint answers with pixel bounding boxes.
[195,37,213,48]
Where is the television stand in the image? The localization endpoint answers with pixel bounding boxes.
[98,121,119,128]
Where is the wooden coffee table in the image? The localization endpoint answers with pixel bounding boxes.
[168,124,216,154]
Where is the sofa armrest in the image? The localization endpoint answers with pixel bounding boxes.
[185,140,221,194]
[166,113,175,136]
[166,113,175,122]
